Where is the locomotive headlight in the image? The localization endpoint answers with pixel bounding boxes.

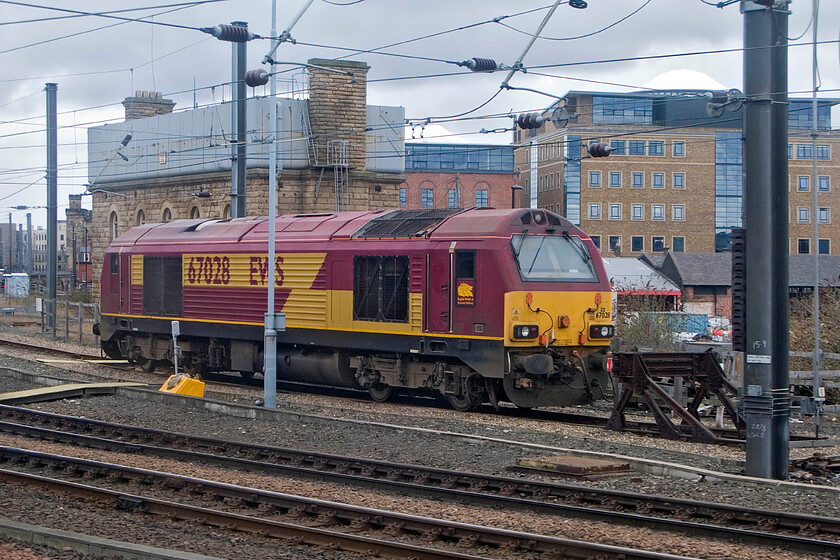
[512,324,539,339]
[589,325,614,339]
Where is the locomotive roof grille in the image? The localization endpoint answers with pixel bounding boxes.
[352,209,460,239]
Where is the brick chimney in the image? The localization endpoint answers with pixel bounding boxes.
[307,59,370,170]
[122,90,175,120]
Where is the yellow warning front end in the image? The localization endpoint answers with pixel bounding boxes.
[504,290,613,348]
[502,289,613,409]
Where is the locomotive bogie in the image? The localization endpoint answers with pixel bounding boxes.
[97,208,615,411]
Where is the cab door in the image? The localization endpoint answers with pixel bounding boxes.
[107,252,130,313]
[426,242,453,333]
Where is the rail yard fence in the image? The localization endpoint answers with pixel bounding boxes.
[39,298,100,346]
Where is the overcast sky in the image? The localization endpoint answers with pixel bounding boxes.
[1,0,838,226]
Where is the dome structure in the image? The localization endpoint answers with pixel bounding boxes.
[643,69,728,91]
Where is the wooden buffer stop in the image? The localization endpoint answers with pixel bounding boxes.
[606,351,744,443]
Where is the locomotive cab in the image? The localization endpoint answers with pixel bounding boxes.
[500,214,614,409]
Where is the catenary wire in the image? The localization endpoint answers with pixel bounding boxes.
[0,0,220,32]
[497,0,653,41]
[0,1,228,26]
[0,1,218,56]
[322,5,553,62]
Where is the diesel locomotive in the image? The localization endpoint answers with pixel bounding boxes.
[96,208,615,411]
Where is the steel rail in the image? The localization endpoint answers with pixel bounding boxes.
[0,405,838,555]
[0,447,698,560]
[0,335,816,444]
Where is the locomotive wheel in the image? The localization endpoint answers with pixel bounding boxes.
[446,393,479,412]
[101,340,123,360]
[368,383,393,402]
[446,373,487,412]
[140,359,156,373]
[239,370,255,380]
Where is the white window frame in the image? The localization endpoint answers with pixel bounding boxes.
[819,176,830,192]
[631,204,643,221]
[798,238,811,254]
[651,204,664,221]
[588,203,601,220]
[797,206,810,223]
[797,176,810,192]
[672,204,685,221]
[652,172,665,189]
[819,207,830,224]
[672,172,685,189]
[648,140,665,157]
[652,236,665,251]
[589,171,601,187]
[609,203,622,220]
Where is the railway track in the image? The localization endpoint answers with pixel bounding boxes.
[0,335,805,444]
[0,446,699,560]
[0,404,837,556]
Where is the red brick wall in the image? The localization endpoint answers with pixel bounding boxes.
[400,172,520,209]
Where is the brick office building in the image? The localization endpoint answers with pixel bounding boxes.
[86,59,405,296]
[514,89,840,256]
[400,143,519,210]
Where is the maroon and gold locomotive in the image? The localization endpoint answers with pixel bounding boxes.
[97,208,614,410]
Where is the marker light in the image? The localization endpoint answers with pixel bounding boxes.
[513,324,539,339]
[589,325,615,339]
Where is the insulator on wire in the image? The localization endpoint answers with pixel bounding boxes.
[461,58,499,72]
[244,69,270,87]
[201,24,254,43]
[516,112,544,130]
[569,0,588,8]
[704,90,731,104]
[588,142,613,158]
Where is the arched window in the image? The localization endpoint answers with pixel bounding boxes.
[162,207,172,223]
[222,203,231,220]
[109,211,119,240]
[136,209,145,226]
[189,206,200,219]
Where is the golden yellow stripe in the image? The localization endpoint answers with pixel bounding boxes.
[100,313,503,341]
[182,252,326,288]
[131,255,143,285]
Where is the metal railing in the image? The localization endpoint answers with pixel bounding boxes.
[40,298,100,346]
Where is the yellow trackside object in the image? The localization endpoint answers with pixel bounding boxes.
[159,374,205,397]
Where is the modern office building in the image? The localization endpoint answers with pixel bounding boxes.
[514,89,840,255]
